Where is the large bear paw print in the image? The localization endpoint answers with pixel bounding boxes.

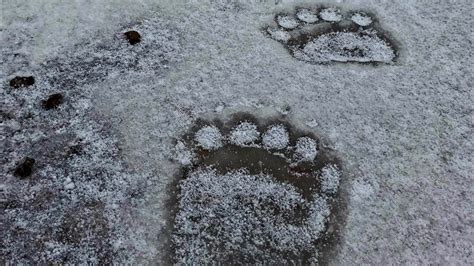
[266,6,398,64]
[169,113,347,264]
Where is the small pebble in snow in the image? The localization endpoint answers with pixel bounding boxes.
[9,76,35,88]
[276,15,300,30]
[42,93,64,110]
[14,157,35,178]
[124,30,141,45]
[351,13,372,26]
[320,8,342,22]
[262,124,289,150]
[230,122,260,146]
[296,9,319,23]
[215,105,224,112]
[195,125,223,150]
[295,137,318,161]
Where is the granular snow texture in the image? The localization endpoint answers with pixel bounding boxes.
[2,0,473,265]
[172,168,328,264]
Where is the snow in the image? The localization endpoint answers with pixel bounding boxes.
[307,195,330,234]
[352,13,373,26]
[2,0,472,265]
[229,121,260,146]
[296,9,319,23]
[276,15,300,29]
[319,8,343,22]
[266,27,291,43]
[195,125,224,150]
[174,140,194,165]
[294,31,396,63]
[295,136,318,161]
[320,164,341,194]
[172,168,326,264]
[262,124,290,150]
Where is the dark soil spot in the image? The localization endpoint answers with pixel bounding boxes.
[42,93,64,110]
[124,30,141,45]
[14,157,35,178]
[9,76,35,88]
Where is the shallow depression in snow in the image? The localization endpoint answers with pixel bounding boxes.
[169,113,345,264]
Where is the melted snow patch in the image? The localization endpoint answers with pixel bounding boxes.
[320,8,342,22]
[229,122,260,146]
[296,9,319,23]
[276,15,300,29]
[351,13,373,26]
[195,126,223,150]
[320,165,341,194]
[295,137,318,161]
[294,31,395,63]
[262,124,289,150]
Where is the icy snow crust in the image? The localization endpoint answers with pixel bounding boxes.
[2,0,473,265]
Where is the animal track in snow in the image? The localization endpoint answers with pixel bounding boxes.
[266,6,398,64]
[169,113,346,264]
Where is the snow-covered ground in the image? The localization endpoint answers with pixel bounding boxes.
[2,0,473,264]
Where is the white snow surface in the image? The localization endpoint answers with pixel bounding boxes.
[296,9,319,23]
[320,164,341,194]
[266,27,291,43]
[295,31,395,63]
[295,136,318,161]
[262,124,290,150]
[172,168,328,264]
[352,13,373,26]
[2,0,473,265]
[276,15,300,29]
[320,8,343,22]
[229,121,260,146]
[195,125,224,150]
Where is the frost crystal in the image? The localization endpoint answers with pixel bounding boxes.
[276,15,300,29]
[307,196,330,234]
[295,31,395,63]
[195,125,223,150]
[320,165,341,194]
[262,124,289,150]
[175,141,194,165]
[295,137,318,161]
[296,9,319,23]
[320,8,343,22]
[229,122,260,146]
[172,168,327,264]
[351,13,373,26]
[267,27,291,42]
